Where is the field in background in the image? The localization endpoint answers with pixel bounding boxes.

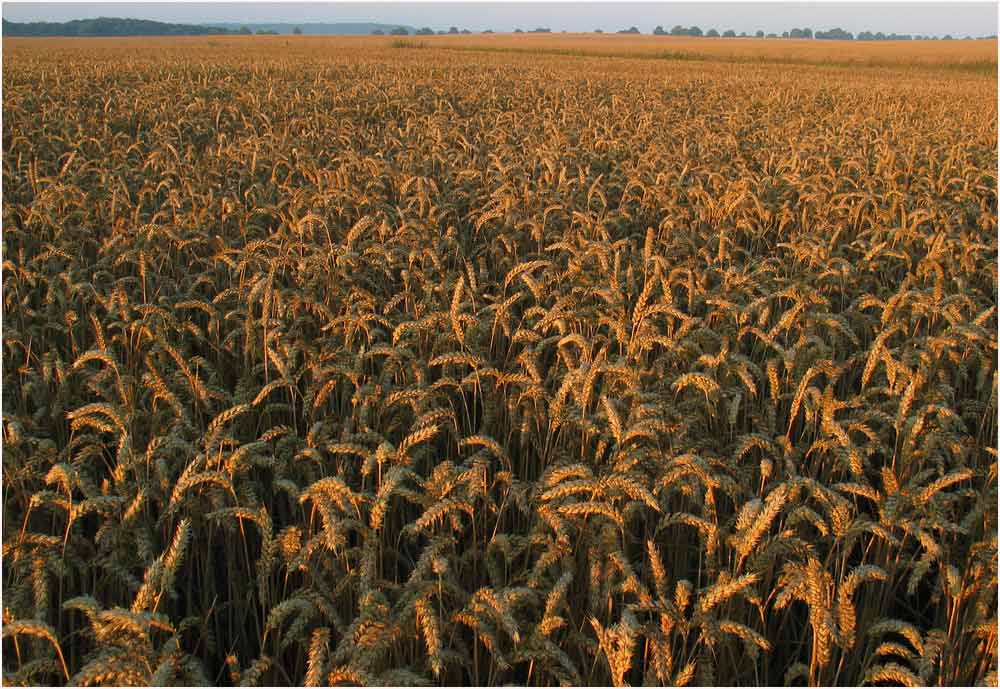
[405,32,999,71]
[3,33,998,71]
[3,36,997,687]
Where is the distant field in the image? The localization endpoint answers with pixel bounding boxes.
[407,32,999,71]
[3,35,997,688]
[3,33,998,71]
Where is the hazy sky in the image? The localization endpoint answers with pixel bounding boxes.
[3,2,997,37]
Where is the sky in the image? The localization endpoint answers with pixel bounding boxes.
[3,2,997,37]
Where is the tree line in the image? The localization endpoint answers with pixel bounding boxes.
[373,26,475,35]
[2,17,234,37]
[376,23,995,41]
[2,18,318,37]
[5,17,990,40]
[651,25,986,40]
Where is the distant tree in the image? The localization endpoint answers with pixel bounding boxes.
[618,26,640,34]
[723,29,736,37]
[371,28,384,35]
[739,31,747,37]
[782,31,789,38]
[803,28,813,38]
[461,29,471,34]
[530,27,551,33]
[389,26,409,35]
[594,28,603,33]
[238,25,252,34]
[706,28,720,37]
[292,26,302,35]
[942,34,953,40]
[814,27,853,40]
[653,25,666,35]
[256,29,278,35]
[416,27,434,35]
[482,29,494,33]
[755,30,765,38]
[789,27,804,38]
[689,26,702,36]
[448,26,459,34]
[766,32,778,38]
[514,28,523,33]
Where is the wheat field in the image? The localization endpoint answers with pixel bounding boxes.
[2,36,997,686]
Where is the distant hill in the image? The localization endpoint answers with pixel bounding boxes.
[207,22,417,35]
[2,17,235,37]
